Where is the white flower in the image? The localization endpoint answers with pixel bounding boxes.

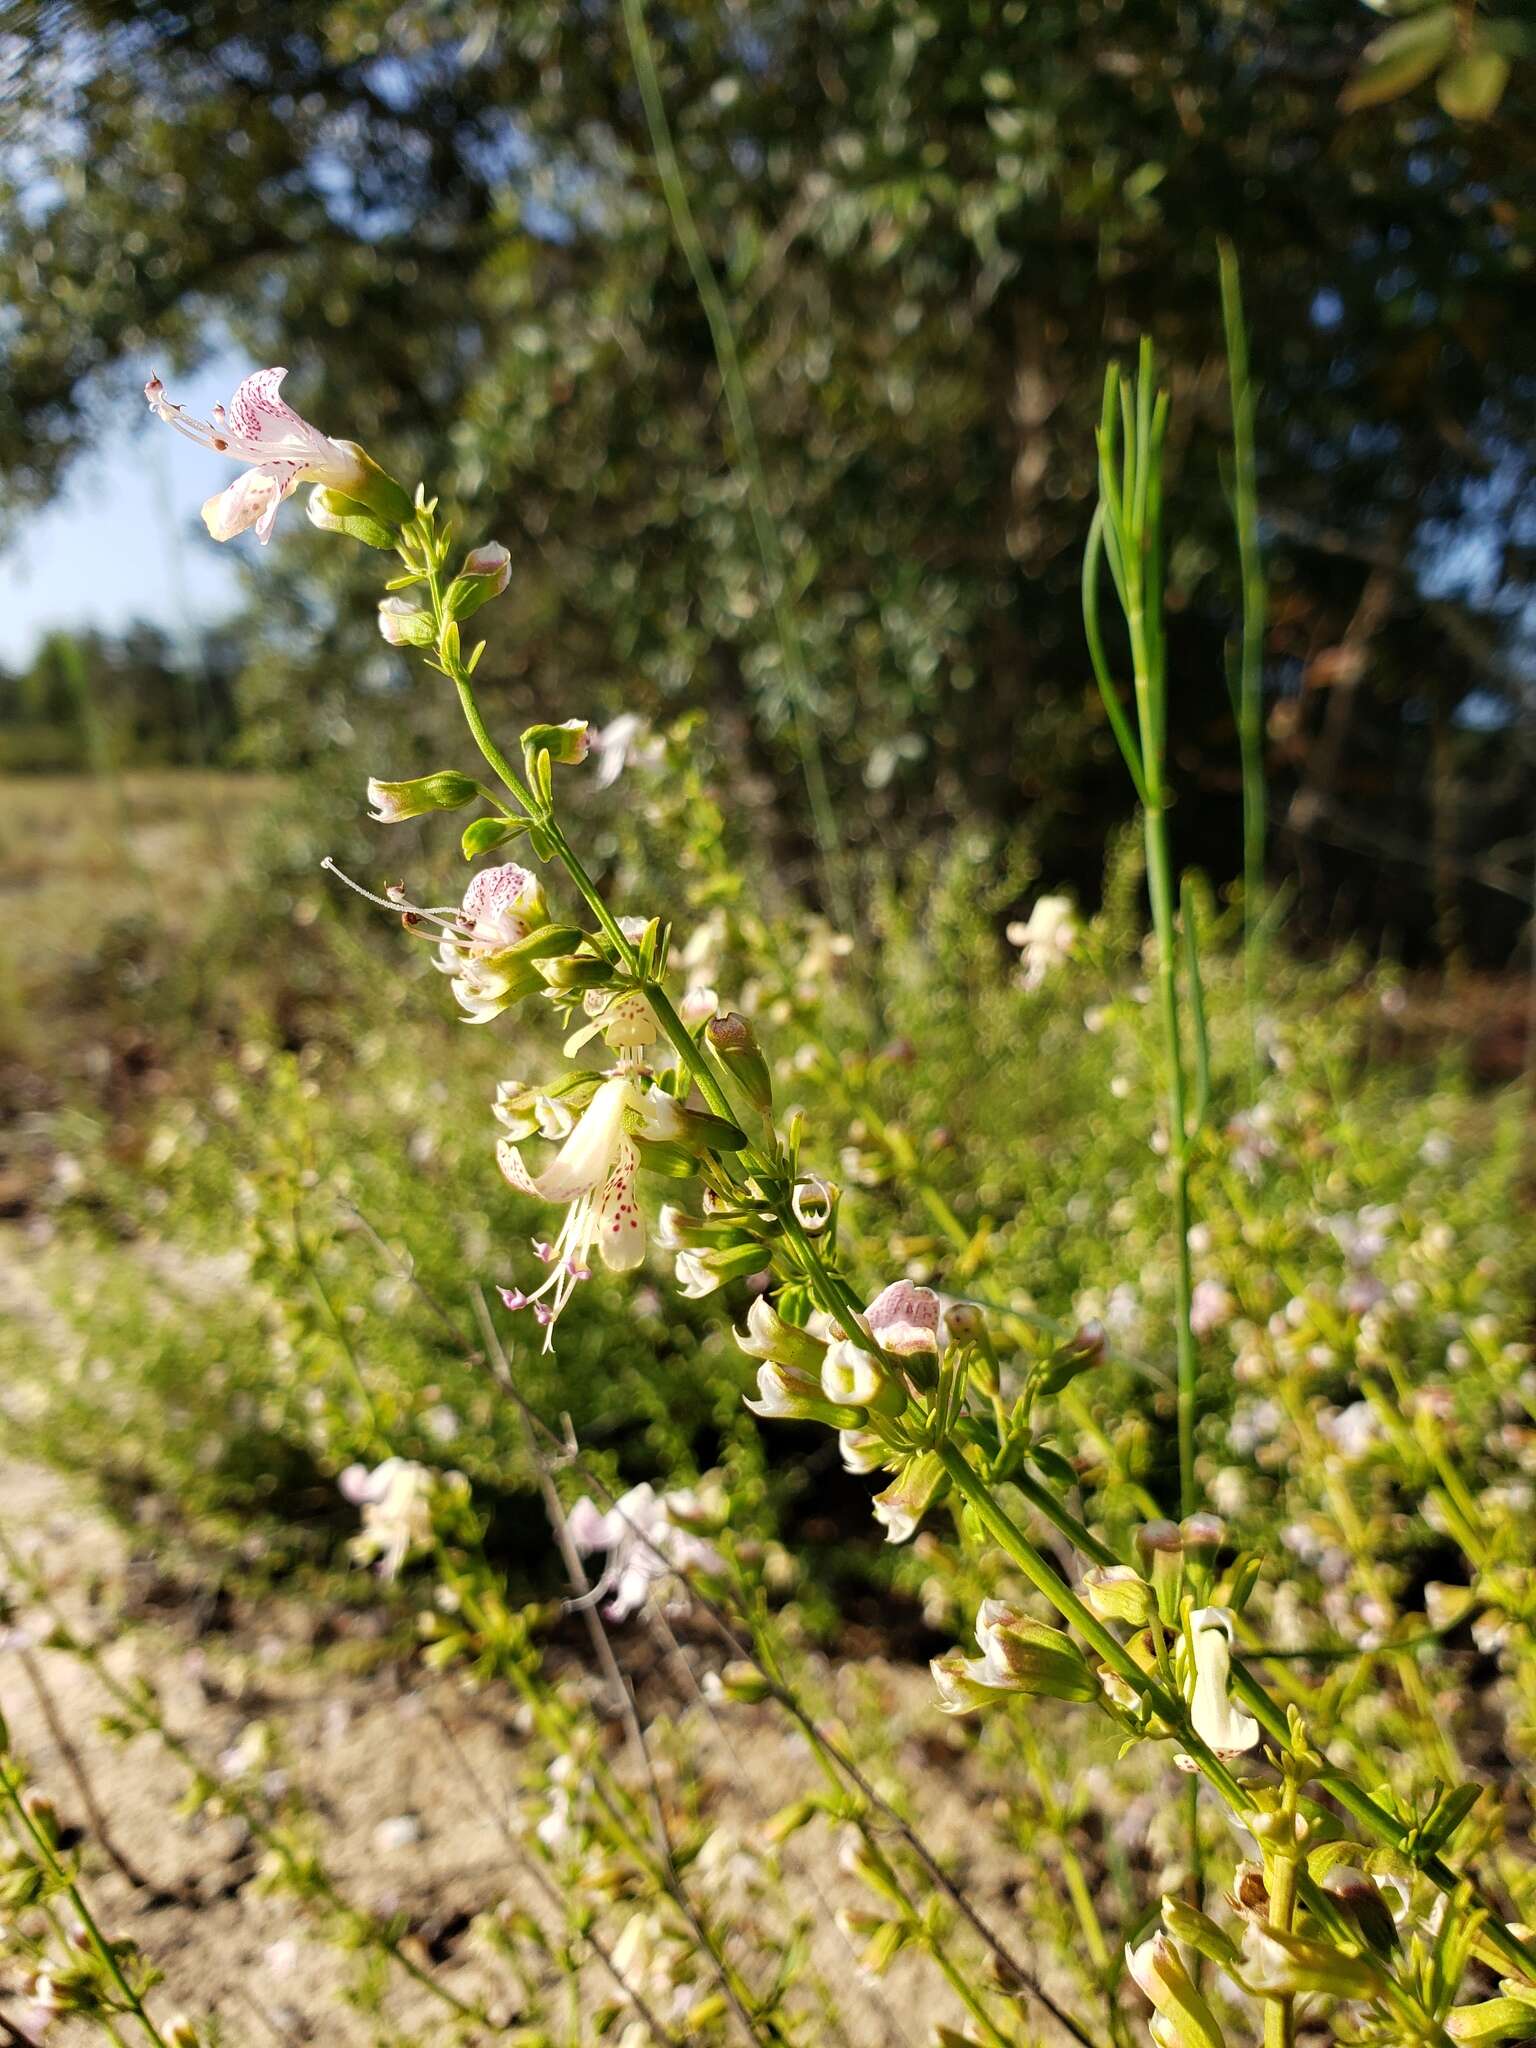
[338,1458,439,1579]
[566,1483,723,1620]
[588,713,665,789]
[864,1279,941,1356]
[432,862,549,1023]
[563,984,662,1060]
[1185,1607,1260,1758]
[145,367,367,544]
[1189,1279,1235,1338]
[498,1074,652,1344]
[1005,894,1078,990]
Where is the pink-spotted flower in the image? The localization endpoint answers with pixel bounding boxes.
[498,1074,669,1346]
[145,367,369,545]
[434,861,549,1023]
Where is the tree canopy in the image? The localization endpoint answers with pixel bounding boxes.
[5,0,1535,953]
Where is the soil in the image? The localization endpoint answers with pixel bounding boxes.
[0,1456,1090,2048]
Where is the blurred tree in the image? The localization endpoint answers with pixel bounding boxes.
[0,623,239,770]
[3,0,1534,954]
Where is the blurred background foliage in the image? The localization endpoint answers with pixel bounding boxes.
[4,0,1536,960]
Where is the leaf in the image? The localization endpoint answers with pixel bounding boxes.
[1436,48,1511,120]
[1030,1444,1080,1491]
[1339,7,1455,111]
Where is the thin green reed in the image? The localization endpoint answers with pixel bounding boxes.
[1082,340,1200,1519]
[1218,239,1267,1082]
[619,0,854,936]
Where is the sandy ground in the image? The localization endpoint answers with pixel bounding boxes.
[0,1453,1089,2048]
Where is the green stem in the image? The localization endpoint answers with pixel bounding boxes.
[617,0,853,934]
[0,1762,170,2048]
[1218,237,1267,1089]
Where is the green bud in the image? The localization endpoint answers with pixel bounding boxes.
[306,484,397,549]
[1321,1868,1400,1959]
[445,543,512,619]
[713,1661,772,1705]
[377,597,435,648]
[329,442,415,526]
[537,955,616,990]
[764,1797,821,1843]
[462,815,526,859]
[1081,1564,1156,1628]
[1449,1998,1536,2043]
[706,1012,774,1114]
[1238,1923,1383,2001]
[366,771,480,823]
[521,718,591,766]
[1161,1896,1242,1971]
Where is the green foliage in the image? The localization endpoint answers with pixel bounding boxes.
[5,2,1536,952]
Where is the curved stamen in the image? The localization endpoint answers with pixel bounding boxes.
[321,857,467,935]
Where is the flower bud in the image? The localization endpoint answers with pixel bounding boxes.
[1321,1867,1399,1959]
[713,1660,772,1705]
[1160,1897,1241,1971]
[865,1279,941,1357]
[521,718,591,765]
[366,771,480,822]
[1237,1923,1383,2000]
[735,1297,827,1374]
[973,1602,1099,1701]
[821,1338,905,1416]
[1036,1324,1108,1396]
[446,542,512,618]
[1126,1935,1227,2048]
[872,1451,947,1545]
[1081,1564,1156,1628]
[377,596,435,648]
[306,484,397,550]
[744,1361,863,1430]
[706,1012,774,1115]
[942,1301,985,1343]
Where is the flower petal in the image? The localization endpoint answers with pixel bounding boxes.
[201,461,304,544]
[595,1138,645,1272]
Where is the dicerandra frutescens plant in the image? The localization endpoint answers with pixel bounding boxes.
[112,349,1536,2048]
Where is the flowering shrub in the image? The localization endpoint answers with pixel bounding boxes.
[5,290,1536,2048]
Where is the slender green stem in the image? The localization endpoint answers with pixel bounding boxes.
[0,1761,171,2048]
[1218,238,1267,1088]
[617,0,852,934]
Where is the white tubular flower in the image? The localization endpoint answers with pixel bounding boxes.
[497,1075,647,1346]
[1185,1607,1261,1758]
[145,367,367,545]
[1006,893,1078,991]
[1126,1934,1227,2048]
[431,862,550,1023]
[820,1338,888,1408]
[791,1176,837,1234]
[838,1427,888,1475]
[338,1458,439,1579]
[566,1483,723,1621]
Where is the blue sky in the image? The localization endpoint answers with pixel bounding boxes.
[0,352,252,667]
